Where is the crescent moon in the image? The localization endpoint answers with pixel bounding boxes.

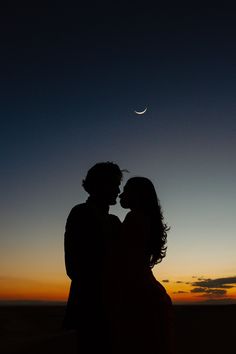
[134,107,147,115]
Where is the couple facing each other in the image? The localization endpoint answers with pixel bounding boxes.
[64,161,175,354]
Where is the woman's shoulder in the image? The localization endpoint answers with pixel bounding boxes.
[123,211,151,237]
[124,210,150,225]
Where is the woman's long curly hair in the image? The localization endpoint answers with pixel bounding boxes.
[125,177,170,268]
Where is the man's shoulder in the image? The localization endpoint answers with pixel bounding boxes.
[70,203,87,212]
[67,203,89,219]
[65,203,92,230]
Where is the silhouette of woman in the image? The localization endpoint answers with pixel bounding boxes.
[116,177,175,354]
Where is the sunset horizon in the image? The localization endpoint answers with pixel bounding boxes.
[1,272,236,305]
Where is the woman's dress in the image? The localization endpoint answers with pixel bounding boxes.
[114,211,175,354]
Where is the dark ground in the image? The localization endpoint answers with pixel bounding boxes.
[0,305,235,354]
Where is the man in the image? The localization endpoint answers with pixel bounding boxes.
[63,162,123,353]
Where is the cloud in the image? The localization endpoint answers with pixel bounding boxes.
[191,276,236,289]
[162,279,169,283]
[201,289,227,297]
[190,287,205,293]
[176,281,183,284]
[190,288,227,296]
[190,276,236,299]
[173,291,188,294]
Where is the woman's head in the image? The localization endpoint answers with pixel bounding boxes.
[120,176,169,268]
[119,177,159,211]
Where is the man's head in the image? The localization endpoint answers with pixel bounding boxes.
[82,162,123,205]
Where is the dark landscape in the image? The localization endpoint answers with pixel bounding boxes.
[0,304,235,354]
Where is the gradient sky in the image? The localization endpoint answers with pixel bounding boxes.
[1,5,236,304]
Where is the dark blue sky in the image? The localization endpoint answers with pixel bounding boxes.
[1,5,235,181]
[1,4,236,302]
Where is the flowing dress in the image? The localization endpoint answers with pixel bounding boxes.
[113,210,175,354]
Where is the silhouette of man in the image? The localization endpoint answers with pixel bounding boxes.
[63,162,123,354]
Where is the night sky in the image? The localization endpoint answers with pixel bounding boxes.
[1,4,236,303]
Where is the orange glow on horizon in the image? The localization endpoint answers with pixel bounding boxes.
[1,276,236,304]
[0,277,70,302]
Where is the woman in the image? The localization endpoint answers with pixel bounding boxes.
[116,176,175,354]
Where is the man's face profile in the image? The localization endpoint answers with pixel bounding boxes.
[101,177,121,205]
[82,162,123,205]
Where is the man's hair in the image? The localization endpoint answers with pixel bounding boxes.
[82,161,123,194]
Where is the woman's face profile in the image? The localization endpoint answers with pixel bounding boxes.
[119,181,138,209]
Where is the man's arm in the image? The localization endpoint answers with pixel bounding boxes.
[64,206,84,280]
